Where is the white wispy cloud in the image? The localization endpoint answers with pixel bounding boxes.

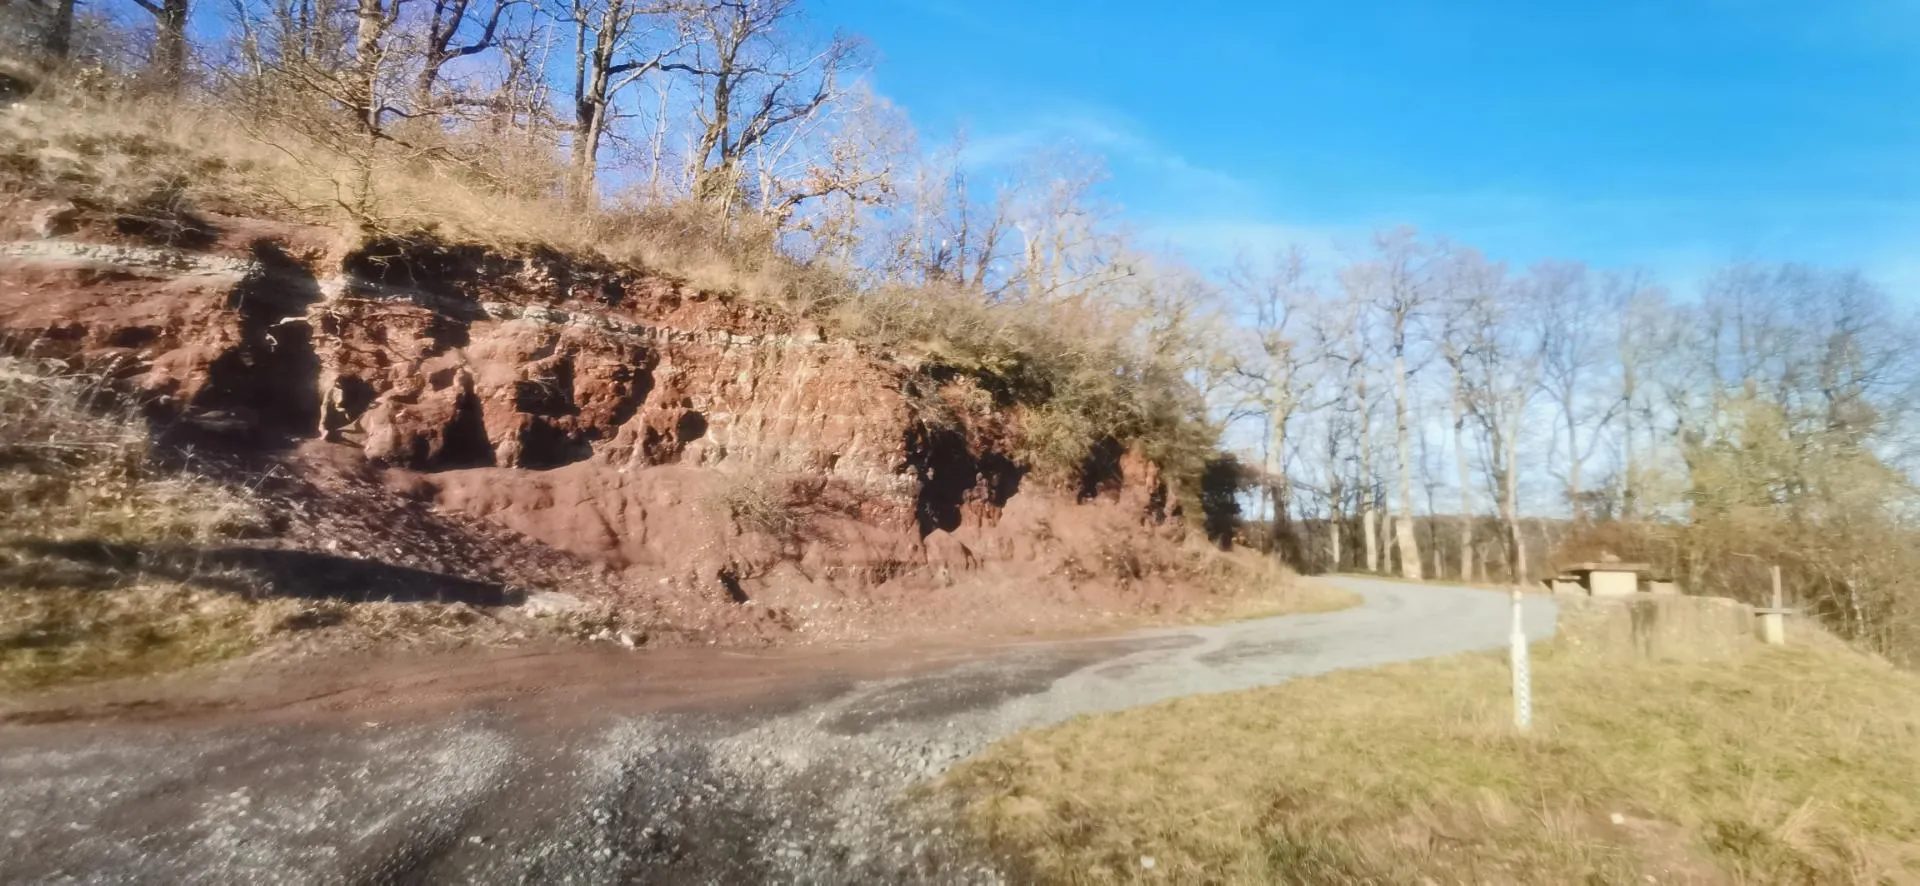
[1136,219,1370,274]
[960,110,1256,209]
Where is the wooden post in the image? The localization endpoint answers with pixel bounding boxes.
[1758,564,1788,645]
[1510,588,1532,732]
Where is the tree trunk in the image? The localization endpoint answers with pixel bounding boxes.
[1362,502,1379,573]
[1564,405,1582,520]
[47,0,77,58]
[569,98,607,206]
[413,0,454,113]
[351,0,388,133]
[646,82,671,202]
[692,68,737,210]
[150,0,190,94]
[1382,511,1397,573]
[1621,373,1638,520]
[1499,417,1527,585]
[568,15,618,208]
[1392,348,1423,579]
[1358,375,1378,573]
[1451,372,1473,581]
[412,62,442,116]
[1269,410,1293,559]
[1327,502,1343,572]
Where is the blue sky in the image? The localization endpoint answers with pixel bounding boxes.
[815,0,1920,292]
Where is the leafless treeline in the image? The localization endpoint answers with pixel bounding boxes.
[1222,229,1920,658]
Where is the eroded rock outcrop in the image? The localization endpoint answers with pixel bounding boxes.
[0,200,1207,639]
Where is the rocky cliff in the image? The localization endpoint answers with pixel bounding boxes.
[0,198,1239,644]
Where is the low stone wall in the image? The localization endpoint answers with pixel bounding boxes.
[1554,594,1758,662]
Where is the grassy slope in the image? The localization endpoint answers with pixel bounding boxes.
[1,587,263,690]
[947,640,1920,884]
[0,357,267,690]
[1196,578,1360,624]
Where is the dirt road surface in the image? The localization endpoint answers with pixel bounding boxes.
[0,577,1556,884]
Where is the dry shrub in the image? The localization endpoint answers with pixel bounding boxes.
[2,84,870,327]
[1184,546,1357,620]
[0,355,259,548]
[833,283,1215,490]
[0,94,250,223]
[709,468,808,545]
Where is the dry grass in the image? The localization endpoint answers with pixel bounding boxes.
[1,586,262,689]
[0,355,274,688]
[946,640,1920,884]
[1202,584,1360,623]
[0,85,823,306]
[1189,557,1359,623]
[0,356,260,549]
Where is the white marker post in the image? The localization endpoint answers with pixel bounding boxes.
[1757,564,1789,645]
[1510,587,1532,732]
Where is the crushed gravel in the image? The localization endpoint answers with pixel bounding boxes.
[0,578,1555,883]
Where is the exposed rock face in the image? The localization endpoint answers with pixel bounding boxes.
[0,202,1202,638]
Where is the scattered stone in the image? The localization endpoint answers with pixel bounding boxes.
[29,202,80,238]
[521,591,589,617]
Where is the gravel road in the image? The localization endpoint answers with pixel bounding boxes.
[0,577,1556,884]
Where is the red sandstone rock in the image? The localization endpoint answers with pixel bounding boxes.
[0,201,1222,643]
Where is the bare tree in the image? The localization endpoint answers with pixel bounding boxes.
[1458,261,1543,584]
[1312,291,1373,572]
[554,0,684,205]
[129,0,190,92]
[1533,260,1622,520]
[347,0,410,133]
[1606,269,1662,519]
[1315,388,1352,571]
[412,0,517,111]
[752,84,905,249]
[1434,244,1505,580]
[887,134,1011,292]
[1002,149,1129,305]
[1346,226,1429,579]
[1228,246,1317,560]
[676,0,858,215]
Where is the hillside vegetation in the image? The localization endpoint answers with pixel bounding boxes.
[0,0,1226,498]
[948,637,1920,884]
